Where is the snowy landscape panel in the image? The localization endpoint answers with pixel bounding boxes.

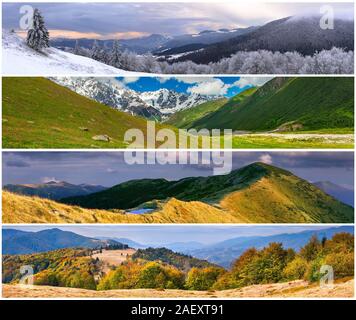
[2,2,354,75]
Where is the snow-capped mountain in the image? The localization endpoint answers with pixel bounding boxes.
[2,30,138,75]
[51,77,219,119]
[140,88,216,114]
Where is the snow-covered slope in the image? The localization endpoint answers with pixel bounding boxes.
[51,77,219,119]
[2,30,138,75]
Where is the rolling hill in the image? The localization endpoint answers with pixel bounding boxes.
[60,162,353,223]
[180,16,354,64]
[132,247,217,271]
[2,228,124,255]
[3,181,107,200]
[191,77,354,132]
[2,77,175,148]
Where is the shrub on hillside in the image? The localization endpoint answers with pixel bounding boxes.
[185,267,225,291]
[137,261,185,289]
[282,256,308,281]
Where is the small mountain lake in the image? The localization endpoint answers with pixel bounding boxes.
[127,208,154,214]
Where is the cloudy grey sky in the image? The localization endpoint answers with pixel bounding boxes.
[2,2,354,39]
[3,225,344,245]
[3,151,354,190]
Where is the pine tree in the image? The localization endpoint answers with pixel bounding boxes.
[109,40,122,67]
[26,9,49,51]
[91,40,102,61]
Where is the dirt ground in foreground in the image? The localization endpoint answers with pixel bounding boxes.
[3,279,354,298]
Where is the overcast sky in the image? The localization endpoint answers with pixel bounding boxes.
[3,151,354,190]
[3,225,344,245]
[2,2,354,39]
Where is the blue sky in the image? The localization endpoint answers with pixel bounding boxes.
[3,3,353,39]
[116,77,266,97]
[3,151,354,190]
[2,225,346,244]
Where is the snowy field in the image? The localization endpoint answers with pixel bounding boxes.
[2,31,142,75]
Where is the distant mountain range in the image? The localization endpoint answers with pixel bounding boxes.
[51,34,171,54]
[314,181,354,207]
[50,27,258,54]
[4,226,354,268]
[178,16,354,64]
[96,237,146,249]
[2,228,122,255]
[4,180,107,200]
[51,77,219,120]
[60,162,354,223]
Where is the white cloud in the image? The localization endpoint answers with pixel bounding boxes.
[175,77,215,84]
[122,77,140,84]
[157,77,170,83]
[234,77,273,88]
[41,177,60,183]
[187,78,230,96]
[259,154,273,165]
[106,168,118,173]
[95,77,127,89]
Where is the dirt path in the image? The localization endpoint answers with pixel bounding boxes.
[3,279,353,298]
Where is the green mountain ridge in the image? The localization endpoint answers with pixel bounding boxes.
[185,77,354,132]
[61,162,273,209]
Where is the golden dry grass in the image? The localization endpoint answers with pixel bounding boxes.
[3,279,353,298]
[2,191,242,223]
[92,249,136,273]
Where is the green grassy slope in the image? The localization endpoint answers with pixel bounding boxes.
[165,98,228,128]
[2,77,173,148]
[192,77,354,132]
[61,162,354,223]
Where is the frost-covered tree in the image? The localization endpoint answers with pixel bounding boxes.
[91,40,103,61]
[108,40,122,68]
[74,40,82,55]
[26,9,49,51]
[79,40,353,74]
